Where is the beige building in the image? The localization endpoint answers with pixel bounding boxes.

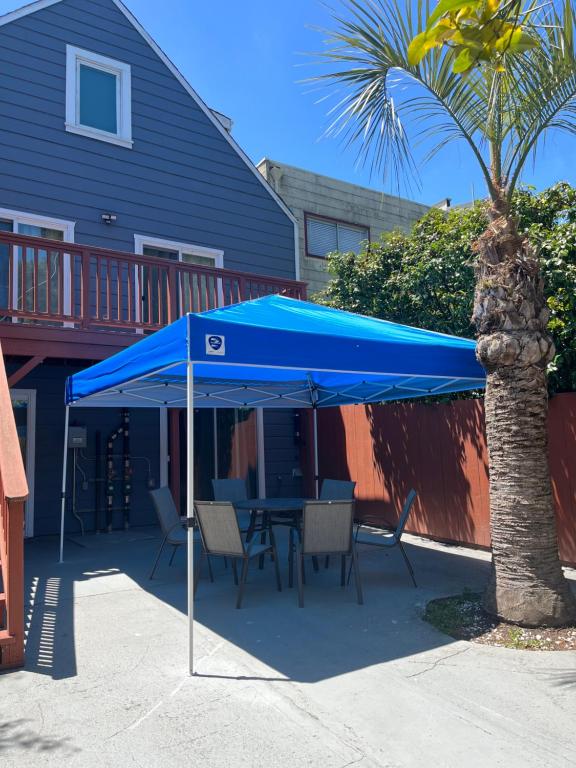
[257,158,430,295]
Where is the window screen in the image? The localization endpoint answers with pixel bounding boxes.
[306,217,338,257]
[306,216,368,258]
[79,64,118,134]
[338,224,368,254]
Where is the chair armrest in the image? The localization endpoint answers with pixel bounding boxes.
[169,520,189,535]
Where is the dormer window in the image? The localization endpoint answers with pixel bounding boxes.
[65,45,132,148]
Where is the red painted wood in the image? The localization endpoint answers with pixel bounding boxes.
[0,231,306,361]
[314,396,576,565]
[0,230,305,328]
[0,342,27,670]
[7,355,45,387]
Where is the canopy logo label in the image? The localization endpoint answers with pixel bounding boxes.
[206,334,225,356]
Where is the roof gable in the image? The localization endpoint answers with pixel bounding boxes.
[0,0,297,226]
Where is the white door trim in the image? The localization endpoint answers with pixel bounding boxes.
[134,234,225,314]
[0,208,75,320]
[133,234,224,267]
[0,208,75,240]
[159,410,168,488]
[256,408,266,497]
[10,388,36,538]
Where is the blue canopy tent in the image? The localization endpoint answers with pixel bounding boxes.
[62,294,485,673]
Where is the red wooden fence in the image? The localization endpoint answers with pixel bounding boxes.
[310,394,576,565]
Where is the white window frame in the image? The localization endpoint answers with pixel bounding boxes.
[0,208,75,321]
[65,45,133,148]
[133,235,224,268]
[134,235,224,325]
[9,389,36,538]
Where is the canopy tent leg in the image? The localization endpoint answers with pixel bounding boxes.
[187,361,195,676]
[59,406,70,564]
[313,405,319,499]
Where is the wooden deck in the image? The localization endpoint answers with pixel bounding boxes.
[0,231,306,360]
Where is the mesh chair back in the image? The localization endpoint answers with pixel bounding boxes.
[212,478,248,502]
[320,479,356,500]
[195,501,245,556]
[150,487,181,537]
[302,500,355,555]
[395,490,418,539]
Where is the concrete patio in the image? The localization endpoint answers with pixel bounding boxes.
[1,526,575,768]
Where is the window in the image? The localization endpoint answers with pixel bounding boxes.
[134,235,224,318]
[134,236,224,269]
[0,208,75,319]
[66,45,132,148]
[305,215,369,258]
[0,209,74,241]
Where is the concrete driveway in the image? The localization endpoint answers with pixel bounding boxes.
[1,527,575,767]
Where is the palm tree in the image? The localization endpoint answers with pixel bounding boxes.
[313,0,576,625]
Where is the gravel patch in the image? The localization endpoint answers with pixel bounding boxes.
[424,591,576,650]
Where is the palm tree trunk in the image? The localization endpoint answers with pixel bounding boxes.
[473,205,576,626]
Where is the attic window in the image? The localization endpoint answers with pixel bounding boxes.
[65,45,132,148]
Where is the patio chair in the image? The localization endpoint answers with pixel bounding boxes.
[353,489,418,588]
[320,479,356,568]
[149,486,210,581]
[194,500,282,608]
[290,500,362,607]
[320,479,356,500]
[212,478,255,536]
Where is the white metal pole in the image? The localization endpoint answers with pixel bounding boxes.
[313,406,319,499]
[59,406,70,563]
[187,361,195,675]
[213,408,218,480]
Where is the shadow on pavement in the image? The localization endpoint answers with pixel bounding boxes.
[22,526,492,683]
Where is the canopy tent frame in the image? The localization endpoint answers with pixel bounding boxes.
[60,295,485,674]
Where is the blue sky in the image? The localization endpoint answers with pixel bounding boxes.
[1,0,575,205]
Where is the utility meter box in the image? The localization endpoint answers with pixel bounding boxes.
[68,426,87,449]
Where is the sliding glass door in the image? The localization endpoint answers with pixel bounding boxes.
[178,408,257,510]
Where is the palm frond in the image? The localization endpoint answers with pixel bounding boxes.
[503,0,576,196]
[310,0,494,195]
[311,0,576,201]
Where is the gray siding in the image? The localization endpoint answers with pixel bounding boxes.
[0,0,295,277]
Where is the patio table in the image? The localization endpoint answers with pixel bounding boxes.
[235,497,307,534]
[235,498,308,570]
[235,498,306,514]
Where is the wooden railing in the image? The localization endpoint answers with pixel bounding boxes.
[0,342,28,670]
[0,231,306,332]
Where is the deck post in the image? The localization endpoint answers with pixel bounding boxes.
[187,360,195,675]
[59,406,70,563]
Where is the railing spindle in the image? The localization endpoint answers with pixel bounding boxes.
[0,231,306,329]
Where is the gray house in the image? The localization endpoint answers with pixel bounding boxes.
[257,159,430,295]
[0,0,305,538]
